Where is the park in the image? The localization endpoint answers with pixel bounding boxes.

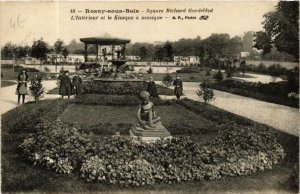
[0,1,299,193]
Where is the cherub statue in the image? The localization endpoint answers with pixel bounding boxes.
[137,91,161,129]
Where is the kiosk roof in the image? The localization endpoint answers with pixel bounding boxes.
[80,37,131,45]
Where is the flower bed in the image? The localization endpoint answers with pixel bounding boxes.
[19,120,285,187]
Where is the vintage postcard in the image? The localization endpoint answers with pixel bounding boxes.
[0,1,299,193]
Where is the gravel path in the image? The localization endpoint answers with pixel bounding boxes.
[158,81,299,137]
[0,80,60,115]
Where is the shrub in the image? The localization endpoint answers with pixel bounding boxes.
[162,73,173,88]
[44,67,50,73]
[205,69,211,76]
[20,120,285,187]
[214,70,223,82]
[79,63,101,70]
[83,81,146,95]
[147,67,153,74]
[225,68,233,78]
[29,75,45,102]
[176,67,201,73]
[74,94,176,107]
[197,81,215,104]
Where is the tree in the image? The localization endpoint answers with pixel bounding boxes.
[154,46,164,62]
[139,46,148,61]
[254,1,299,60]
[54,39,66,72]
[163,41,174,63]
[31,38,49,62]
[253,31,273,55]
[29,75,45,102]
[54,39,64,64]
[196,80,215,104]
[1,42,15,59]
[242,31,254,52]
[62,48,69,62]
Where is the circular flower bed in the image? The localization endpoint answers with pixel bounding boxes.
[19,120,285,187]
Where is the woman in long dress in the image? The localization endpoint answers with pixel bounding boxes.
[59,71,72,99]
[72,72,82,97]
[16,69,29,104]
[173,75,183,100]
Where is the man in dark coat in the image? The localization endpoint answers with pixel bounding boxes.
[147,77,158,98]
[59,71,72,98]
[173,75,183,100]
[72,72,83,97]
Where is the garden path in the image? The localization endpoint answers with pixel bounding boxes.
[0,80,60,115]
[158,81,299,137]
[232,72,284,83]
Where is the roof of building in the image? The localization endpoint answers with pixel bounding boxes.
[80,37,131,45]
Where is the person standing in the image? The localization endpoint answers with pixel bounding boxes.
[72,72,83,97]
[16,69,29,104]
[173,75,183,100]
[147,77,158,98]
[59,71,72,99]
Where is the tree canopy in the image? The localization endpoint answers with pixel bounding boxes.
[31,38,49,60]
[254,1,299,61]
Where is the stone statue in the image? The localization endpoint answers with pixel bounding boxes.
[137,91,161,129]
[130,91,171,143]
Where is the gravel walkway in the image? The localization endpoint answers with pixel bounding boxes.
[158,81,299,137]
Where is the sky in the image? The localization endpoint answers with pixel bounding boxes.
[0,1,278,46]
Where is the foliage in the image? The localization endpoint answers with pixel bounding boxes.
[83,81,145,95]
[19,120,93,174]
[162,73,173,88]
[176,67,201,73]
[163,41,175,62]
[286,68,299,93]
[213,79,295,97]
[1,42,31,60]
[254,1,299,60]
[197,81,215,104]
[214,70,223,82]
[79,63,101,70]
[147,67,153,74]
[139,46,148,61]
[29,75,45,102]
[62,48,69,61]
[31,38,49,61]
[74,94,175,106]
[208,80,299,108]
[20,120,285,187]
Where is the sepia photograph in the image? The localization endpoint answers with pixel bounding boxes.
[0,1,299,193]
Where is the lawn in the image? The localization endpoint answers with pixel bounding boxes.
[1,80,16,87]
[1,97,298,193]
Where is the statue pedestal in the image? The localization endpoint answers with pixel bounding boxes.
[130,121,172,143]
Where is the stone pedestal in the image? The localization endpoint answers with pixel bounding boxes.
[130,121,172,143]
